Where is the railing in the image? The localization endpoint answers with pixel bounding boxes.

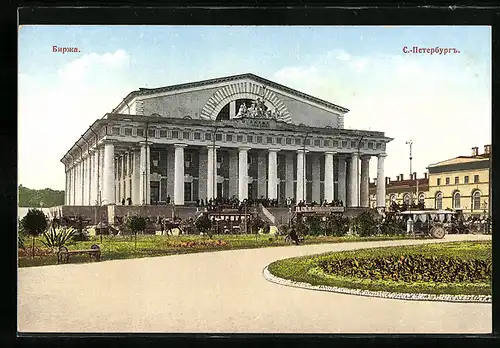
[295,206,345,213]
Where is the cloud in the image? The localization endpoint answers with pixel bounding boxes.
[19,50,134,190]
[272,48,491,182]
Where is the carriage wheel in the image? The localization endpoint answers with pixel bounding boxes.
[430,225,446,239]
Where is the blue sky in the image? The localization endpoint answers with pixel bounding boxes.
[19,26,491,190]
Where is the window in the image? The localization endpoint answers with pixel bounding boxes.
[437,178,441,185]
[453,191,461,209]
[376,143,381,149]
[185,153,192,162]
[137,128,144,137]
[205,132,211,141]
[454,177,459,185]
[148,129,156,138]
[473,191,481,210]
[183,132,190,140]
[368,142,373,149]
[314,139,321,146]
[342,140,348,148]
[237,135,243,142]
[257,136,262,143]
[435,192,443,209]
[305,139,311,146]
[226,134,233,142]
[267,136,273,144]
[276,137,282,145]
[160,130,168,138]
[403,194,410,205]
[194,132,201,140]
[324,139,330,147]
[333,140,339,147]
[474,175,479,183]
[172,130,179,139]
[419,193,425,205]
[125,128,132,136]
[112,127,120,136]
[215,134,222,141]
[295,138,302,146]
[286,138,292,145]
[246,135,253,143]
[445,177,450,185]
[464,176,469,184]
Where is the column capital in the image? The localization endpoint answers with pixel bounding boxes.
[360,154,372,161]
[324,151,337,156]
[350,152,359,158]
[296,149,309,154]
[268,148,281,153]
[174,143,188,148]
[101,138,118,145]
[377,153,388,158]
[238,146,251,152]
[207,145,221,150]
[138,140,154,147]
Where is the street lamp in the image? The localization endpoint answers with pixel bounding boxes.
[212,125,220,201]
[405,140,414,208]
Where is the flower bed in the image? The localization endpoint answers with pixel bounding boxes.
[267,241,492,296]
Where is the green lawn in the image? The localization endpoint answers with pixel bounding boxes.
[18,233,411,268]
[267,241,492,296]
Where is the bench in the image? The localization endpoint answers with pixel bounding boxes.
[57,244,101,264]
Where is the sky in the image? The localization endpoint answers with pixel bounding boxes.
[18,26,491,190]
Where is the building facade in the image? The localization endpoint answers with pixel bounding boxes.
[369,173,429,209]
[61,73,393,207]
[426,145,491,217]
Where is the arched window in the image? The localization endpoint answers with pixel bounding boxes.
[403,194,410,205]
[435,192,443,209]
[418,193,425,204]
[473,191,481,210]
[453,191,461,209]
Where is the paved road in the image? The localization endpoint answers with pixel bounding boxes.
[18,234,491,333]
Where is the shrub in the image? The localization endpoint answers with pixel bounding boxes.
[305,216,323,236]
[354,209,380,237]
[317,255,492,283]
[20,208,48,258]
[41,225,76,252]
[195,214,212,234]
[325,214,351,236]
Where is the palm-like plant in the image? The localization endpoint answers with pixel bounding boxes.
[41,224,76,252]
[20,209,48,258]
[125,215,146,249]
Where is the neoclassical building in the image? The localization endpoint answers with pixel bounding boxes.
[61,73,392,207]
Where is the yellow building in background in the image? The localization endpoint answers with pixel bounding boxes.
[427,145,490,217]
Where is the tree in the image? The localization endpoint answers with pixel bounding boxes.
[18,185,65,207]
[20,208,48,258]
[125,215,147,249]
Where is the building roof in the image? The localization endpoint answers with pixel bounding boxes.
[112,73,350,114]
[428,154,490,168]
[369,178,429,190]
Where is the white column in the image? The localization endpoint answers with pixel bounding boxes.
[139,142,151,205]
[257,151,267,198]
[349,153,359,207]
[285,152,294,199]
[174,144,187,205]
[268,149,279,200]
[99,147,104,204]
[376,154,387,208]
[228,149,239,199]
[102,142,115,205]
[311,154,321,203]
[71,165,75,205]
[87,154,92,205]
[198,148,208,201]
[296,149,306,202]
[360,155,370,208]
[132,149,140,205]
[83,157,88,205]
[92,149,99,205]
[207,145,216,200]
[229,101,237,119]
[337,156,346,204]
[120,154,125,203]
[76,161,81,205]
[324,152,335,203]
[238,147,250,201]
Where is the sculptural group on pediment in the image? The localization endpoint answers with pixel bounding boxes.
[234,97,282,120]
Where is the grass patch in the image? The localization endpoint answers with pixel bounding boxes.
[18,233,411,267]
[267,241,492,296]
